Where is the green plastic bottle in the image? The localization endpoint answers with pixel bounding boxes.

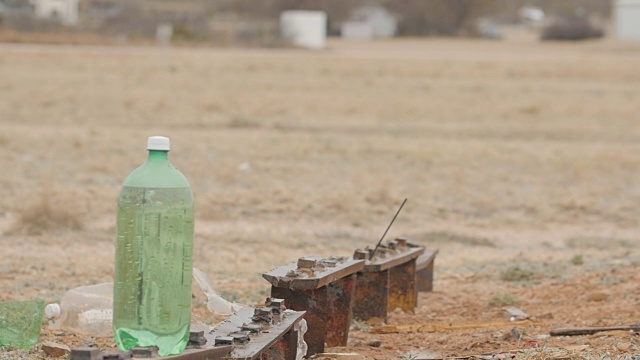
[113,136,195,356]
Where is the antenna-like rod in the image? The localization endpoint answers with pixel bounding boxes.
[369,198,407,260]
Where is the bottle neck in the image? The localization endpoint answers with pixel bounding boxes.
[147,150,169,162]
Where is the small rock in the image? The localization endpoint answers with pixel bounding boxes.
[616,342,632,352]
[365,317,384,327]
[367,339,382,347]
[511,328,522,341]
[588,292,609,302]
[41,341,70,357]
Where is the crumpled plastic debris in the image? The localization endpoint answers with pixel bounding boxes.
[0,299,45,349]
[193,267,243,316]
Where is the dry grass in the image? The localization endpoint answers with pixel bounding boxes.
[9,185,84,236]
[500,265,535,282]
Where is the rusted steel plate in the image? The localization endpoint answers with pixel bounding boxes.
[387,259,417,314]
[416,250,438,292]
[363,246,424,272]
[325,274,357,347]
[259,322,298,360]
[69,346,233,360]
[270,286,327,356]
[352,270,389,322]
[164,347,234,360]
[208,307,305,360]
[262,257,364,291]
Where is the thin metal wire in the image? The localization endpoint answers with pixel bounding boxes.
[369,198,407,260]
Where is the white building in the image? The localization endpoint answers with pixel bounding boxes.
[616,0,640,40]
[32,0,79,25]
[341,5,397,39]
[280,10,327,50]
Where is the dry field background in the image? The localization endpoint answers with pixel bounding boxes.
[1,37,640,359]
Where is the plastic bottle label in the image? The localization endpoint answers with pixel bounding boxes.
[79,309,113,325]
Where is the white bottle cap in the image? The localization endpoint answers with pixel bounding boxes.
[147,136,170,151]
[45,303,61,319]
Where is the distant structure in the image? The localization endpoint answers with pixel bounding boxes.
[341,4,397,40]
[280,10,327,49]
[0,0,33,16]
[32,0,79,25]
[518,5,546,30]
[616,0,640,40]
[519,6,546,24]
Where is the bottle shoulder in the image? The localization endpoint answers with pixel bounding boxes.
[123,161,191,189]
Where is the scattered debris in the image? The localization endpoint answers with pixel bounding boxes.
[366,339,381,347]
[550,325,640,337]
[400,350,442,360]
[510,327,522,341]
[193,267,243,315]
[505,307,529,321]
[41,341,71,357]
[310,353,365,360]
[371,320,532,334]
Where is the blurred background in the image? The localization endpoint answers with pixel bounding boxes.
[0,0,632,45]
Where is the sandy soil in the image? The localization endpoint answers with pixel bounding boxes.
[1,37,640,359]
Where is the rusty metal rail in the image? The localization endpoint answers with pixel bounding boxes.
[69,300,302,360]
[208,299,305,360]
[69,237,438,360]
[70,346,233,360]
[352,238,424,323]
[262,256,364,356]
[416,249,439,292]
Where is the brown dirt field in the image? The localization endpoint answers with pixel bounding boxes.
[1,37,640,359]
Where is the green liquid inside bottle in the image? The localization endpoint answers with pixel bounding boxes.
[113,138,194,356]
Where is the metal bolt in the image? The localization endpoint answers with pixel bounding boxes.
[241,323,264,333]
[319,259,338,267]
[297,257,317,269]
[102,351,131,360]
[70,347,101,360]
[214,336,234,346]
[266,297,286,314]
[229,331,251,344]
[189,330,207,346]
[353,250,369,260]
[252,307,273,323]
[130,347,157,358]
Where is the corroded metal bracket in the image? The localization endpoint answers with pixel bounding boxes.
[262,256,364,356]
[416,249,439,292]
[352,238,425,323]
[69,346,233,360]
[208,299,305,360]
